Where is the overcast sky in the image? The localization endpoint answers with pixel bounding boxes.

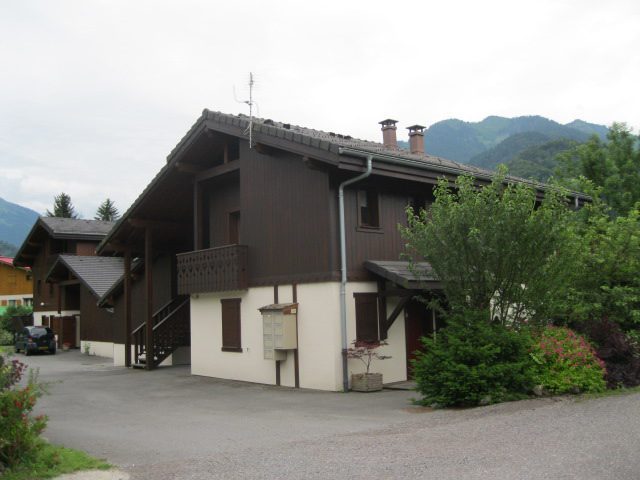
[1,0,639,218]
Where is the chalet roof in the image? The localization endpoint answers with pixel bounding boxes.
[14,217,115,267]
[195,110,498,179]
[0,256,30,272]
[98,109,589,254]
[39,217,115,239]
[46,255,124,300]
[364,260,440,290]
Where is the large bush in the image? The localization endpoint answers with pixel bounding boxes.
[0,355,47,469]
[583,318,640,388]
[530,326,606,394]
[412,311,534,407]
[401,168,579,326]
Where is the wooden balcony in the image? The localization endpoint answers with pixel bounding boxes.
[176,245,248,294]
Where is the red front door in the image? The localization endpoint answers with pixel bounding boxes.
[404,300,436,378]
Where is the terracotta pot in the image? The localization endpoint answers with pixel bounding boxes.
[351,373,383,392]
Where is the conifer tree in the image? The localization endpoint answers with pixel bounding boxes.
[94,198,119,221]
[46,192,78,218]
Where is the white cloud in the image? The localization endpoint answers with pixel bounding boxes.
[0,0,639,215]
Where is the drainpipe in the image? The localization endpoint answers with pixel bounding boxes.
[338,153,373,392]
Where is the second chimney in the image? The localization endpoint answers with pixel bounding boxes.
[379,119,398,150]
[407,124,426,155]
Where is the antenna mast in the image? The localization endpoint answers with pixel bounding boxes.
[234,72,257,148]
[247,72,255,148]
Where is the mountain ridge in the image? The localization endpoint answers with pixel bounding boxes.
[0,197,39,253]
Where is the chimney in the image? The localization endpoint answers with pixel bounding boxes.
[379,119,398,150]
[407,124,426,155]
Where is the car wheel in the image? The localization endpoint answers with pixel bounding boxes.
[15,347,20,353]
[50,347,56,355]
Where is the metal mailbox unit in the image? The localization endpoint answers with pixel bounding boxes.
[259,303,298,361]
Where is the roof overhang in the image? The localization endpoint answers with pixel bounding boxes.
[364,260,441,290]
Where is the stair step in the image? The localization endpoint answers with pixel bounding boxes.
[131,363,146,369]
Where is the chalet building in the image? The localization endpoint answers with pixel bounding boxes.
[14,217,115,349]
[95,109,581,391]
[0,256,33,313]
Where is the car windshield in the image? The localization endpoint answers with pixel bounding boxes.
[29,327,48,336]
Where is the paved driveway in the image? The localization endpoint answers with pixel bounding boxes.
[21,350,640,479]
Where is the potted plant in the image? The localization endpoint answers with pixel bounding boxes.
[347,340,391,392]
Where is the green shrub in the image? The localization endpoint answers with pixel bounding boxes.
[0,330,13,346]
[0,356,47,469]
[412,311,535,407]
[530,326,606,394]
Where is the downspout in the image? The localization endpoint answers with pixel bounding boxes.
[338,153,373,392]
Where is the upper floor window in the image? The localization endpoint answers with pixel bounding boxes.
[357,189,380,229]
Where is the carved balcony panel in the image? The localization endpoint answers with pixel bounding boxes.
[177,245,248,294]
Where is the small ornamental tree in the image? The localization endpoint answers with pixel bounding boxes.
[401,167,580,326]
[46,192,78,218]
[346,340,390,374]
[94,198,120,221]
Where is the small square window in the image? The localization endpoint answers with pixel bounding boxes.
[357,189,380,229]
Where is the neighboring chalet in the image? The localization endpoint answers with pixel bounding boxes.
[95,110,586,391]
[14,217,114,349]
[0,256,33,313]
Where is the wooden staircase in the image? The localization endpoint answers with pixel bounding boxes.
[131,296,190,369]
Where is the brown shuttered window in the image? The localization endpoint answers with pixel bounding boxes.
[354,293,379,342]
[221,298,242,352]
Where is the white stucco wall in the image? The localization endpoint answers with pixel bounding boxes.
[189,281,410,391]
[79,340,114,359]
[33,310,79,326]
[344,282,408,386]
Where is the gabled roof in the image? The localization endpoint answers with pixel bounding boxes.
[0,256,30,272]
[39,217,115,239]
[14,217,115,267]
[46,255,124,300]
[98,109,589,254]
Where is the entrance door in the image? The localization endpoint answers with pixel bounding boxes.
[404,299,436,378]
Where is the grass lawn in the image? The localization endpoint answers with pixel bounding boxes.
[2,441,111,480]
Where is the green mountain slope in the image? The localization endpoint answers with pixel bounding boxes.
[0,197,39,250]
[468,132,552,169]
[505,138,580,181]
[422,115,606,163]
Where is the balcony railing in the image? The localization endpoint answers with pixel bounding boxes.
[176,245,248,294]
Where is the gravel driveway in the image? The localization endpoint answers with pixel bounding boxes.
[21,350,640,479]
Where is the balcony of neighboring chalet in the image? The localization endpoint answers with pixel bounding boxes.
[176,244,248,294]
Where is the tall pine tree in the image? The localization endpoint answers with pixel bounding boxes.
[46,192,78,218]
[95,198,119,221]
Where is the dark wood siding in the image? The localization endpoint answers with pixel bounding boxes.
[340,178,435,280]
[80,285,114,342]
[76,242,97,256]
[241,145,333,285]
[207,178,240,248]
[221,298,241,351]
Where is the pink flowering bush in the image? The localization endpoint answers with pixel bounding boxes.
[530,326,606,394]
[0,355,48,468]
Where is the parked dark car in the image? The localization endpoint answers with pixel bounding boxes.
[15,326,57,355]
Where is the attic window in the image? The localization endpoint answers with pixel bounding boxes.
[358,189,380,229]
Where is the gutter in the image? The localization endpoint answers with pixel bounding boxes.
[338,153,373,392]
[338,147,591,201]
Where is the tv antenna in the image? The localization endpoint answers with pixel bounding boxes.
[234,72,257,148]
